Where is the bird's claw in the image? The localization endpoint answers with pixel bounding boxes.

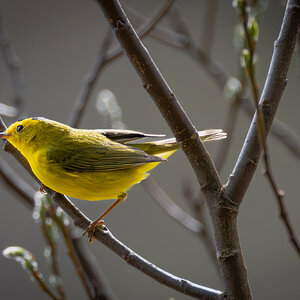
[82,220,105,243]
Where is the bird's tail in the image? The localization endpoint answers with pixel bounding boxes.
[131,129,227,159]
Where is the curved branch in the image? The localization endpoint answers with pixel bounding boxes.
[0,7,24,117]
[0,116,222,299]
[227,0,300,205]
[154,8,300,159]
[96,1,252,299]
[69,0,175,128]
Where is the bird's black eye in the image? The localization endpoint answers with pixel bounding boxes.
[17,125,24,133]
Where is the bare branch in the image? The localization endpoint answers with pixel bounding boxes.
[0,115,222,299]
[237,0,300,257]
[71,236,118,300]
[0,6,24,118]
[200,0,219,54]
[126,5,188,48]
[0,155,35,208]
[182,181,219,271]
[69,0,175,128]
[69,30,114,128]
[96,1,252,299]
[154,8,300,159]
[142,178,203,234]
[227,0,300,205]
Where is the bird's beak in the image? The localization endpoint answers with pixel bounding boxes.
[0,131,11,139]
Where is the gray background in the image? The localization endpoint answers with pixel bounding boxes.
[0,0,299,299]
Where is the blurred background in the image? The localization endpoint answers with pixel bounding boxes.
[0,0,299,299]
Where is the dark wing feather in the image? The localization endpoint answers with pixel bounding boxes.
[95,129,165,143]
[46,143,164,172]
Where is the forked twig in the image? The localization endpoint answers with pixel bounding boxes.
[69,0,176,128]
[239,0,300,256]
[0,115,222,300]
[0,6,24,118]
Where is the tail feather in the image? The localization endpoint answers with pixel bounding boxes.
[130,129,227,157]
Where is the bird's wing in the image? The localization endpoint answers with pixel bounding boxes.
[46,142,165,172]
[95,129,165,143]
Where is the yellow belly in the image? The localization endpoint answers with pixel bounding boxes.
[28,149,175,201]
[31,155,156,200]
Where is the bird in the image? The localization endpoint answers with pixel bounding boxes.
[0,117,226,241]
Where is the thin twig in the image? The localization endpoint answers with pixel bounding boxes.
[49,208,94,299]
[71,236,117,300]
[0,6,24,118]
[0,118,114,298]
[226,0,300,254]
[126,5,188,48]
[182,181,219,271]
[69,29,114,128]
[147,7,300,159]
[0,155,35,207]
[0,115,222,300]
[200,0,219,54]
[142,178,203,234]
[96,1,252,299]
[213,86,242,172]
[239,0,300,256]
[40,217,66,300]
[31,268,62,300]
[69,0,175,128]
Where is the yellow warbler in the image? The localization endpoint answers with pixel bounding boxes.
[0,117,226,241]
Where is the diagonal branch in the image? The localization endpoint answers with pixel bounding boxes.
[227,0,300,205]
[96,1,252,299]
[142,178,203,234]
[69,0,175,128]
[0,6,24,118]
[238,0,300,257]
[0,115,222,300]
[150,8,300,159]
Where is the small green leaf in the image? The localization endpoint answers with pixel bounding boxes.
[2,246,39,274]
[240,48,251,69]
[247,17,259,42]
[232,0,243,11]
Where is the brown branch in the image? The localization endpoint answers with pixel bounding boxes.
[156,8,300,159]
[0,119,117,299]
[69,0,175,128]
[31,269,62,300]
[71,236,118,300]
[200,0,218,54]
[96,1,252,299]
[0,6,24,118]
[182,181,219,271]
[239,0,300,257]
[0,155,35,208]
[52,213,94,300]
[40,215,66,299]
[142,178,203,234]
[226,0,300,251]
[0,116,222,299]
[126,5,188,48]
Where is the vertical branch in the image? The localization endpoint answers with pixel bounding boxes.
[200,0,218,54]
[235,0,300,256]
[96,1,253,299]
[69,0,175,128]
[69,30,114,128]
[71,237,117,300]
[0,6,24,117]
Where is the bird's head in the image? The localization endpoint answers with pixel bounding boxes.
[0,117,70,155]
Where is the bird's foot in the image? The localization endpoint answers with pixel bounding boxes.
[39,184,47,194]
[82,220,105,243]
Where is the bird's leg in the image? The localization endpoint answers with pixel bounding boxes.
[82,192,127,242]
